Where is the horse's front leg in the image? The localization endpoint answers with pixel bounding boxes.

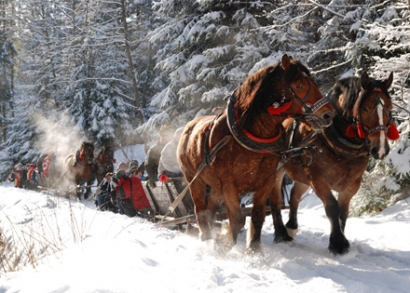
[84,180,92,199]
[75,179,82,200]
[312,181,349,255]
[247,188,270,252]
[218,182,244,251]
[337,179,361,233]
[269,170,293,244]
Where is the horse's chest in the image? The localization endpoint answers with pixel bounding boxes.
[232,154,279,186]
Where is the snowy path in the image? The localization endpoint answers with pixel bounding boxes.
[1,186,409,293]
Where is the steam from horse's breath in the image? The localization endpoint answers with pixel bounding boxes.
[33,112,89,176]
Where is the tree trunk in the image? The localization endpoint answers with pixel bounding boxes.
[120,0,141,110]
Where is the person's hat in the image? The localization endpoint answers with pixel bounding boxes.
[116,162,127,171]
[128,160,139,172]
[116,170,127,180]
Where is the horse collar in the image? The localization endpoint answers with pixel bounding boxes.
[227,93,287,154]
[321,124,369,158]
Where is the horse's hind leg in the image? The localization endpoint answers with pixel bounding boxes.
[286,181,309,238]
[84,179,92,199]
[269,170,293,243]
[190,179,213,241]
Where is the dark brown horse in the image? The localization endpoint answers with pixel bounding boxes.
[177,54,335,252]
[271,71,398,254]
[93,145,115,185]
[64,141,95,200]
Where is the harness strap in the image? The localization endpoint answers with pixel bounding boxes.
[227,93,287,154]
[202,114,220,165]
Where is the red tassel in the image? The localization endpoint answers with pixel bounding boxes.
[357,122,366,139]
[345,124,357,138]
[113,159,116,163]
[79,153,84,159]
[267,102,292,115]
[99,155,104,163]
[387,123,400,140]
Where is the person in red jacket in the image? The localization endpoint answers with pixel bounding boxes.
[113,169,154,218]
[8,163,26,188]
[25,163,39,190]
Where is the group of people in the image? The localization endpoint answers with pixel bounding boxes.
[94,160,154,218]
[94,124,194,218]
[8,123,197,220]
[8,151,57,190]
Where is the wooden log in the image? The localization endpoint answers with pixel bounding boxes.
[155,205,288,228]
[156,214,196,226]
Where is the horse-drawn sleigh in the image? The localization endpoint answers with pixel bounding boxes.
[36,54,399,256]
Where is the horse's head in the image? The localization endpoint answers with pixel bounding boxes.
[339,71,397,160]
[80,141,95,164]
[101,145,114,160]
[236,54,334,130]
[279,55,335,130]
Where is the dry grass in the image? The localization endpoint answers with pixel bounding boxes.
[0,193,93,275]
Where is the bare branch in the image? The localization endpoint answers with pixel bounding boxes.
[308,0,345,19]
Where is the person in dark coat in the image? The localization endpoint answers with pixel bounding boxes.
[109,162,128,214]
[95,172,118,213]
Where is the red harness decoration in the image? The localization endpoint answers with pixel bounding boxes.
[387,123,400,140]
[242,127,283,144]
[267,102,292,115]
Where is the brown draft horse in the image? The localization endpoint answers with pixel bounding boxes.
[93,145,115,185]
[64,141,95,200]
[271,71,398,255]
[177,54,335,252]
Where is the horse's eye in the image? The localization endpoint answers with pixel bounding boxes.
[362,106,369,112]
[296,84,303,89]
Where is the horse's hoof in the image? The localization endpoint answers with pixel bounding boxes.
[246,241,262,254]
[274,233,293,243]
[328,240,350,255]
[214,233,235,255]
[285,227,298,238]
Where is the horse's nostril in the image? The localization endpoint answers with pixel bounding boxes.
[371,147,382,159]
[322,112,333,122]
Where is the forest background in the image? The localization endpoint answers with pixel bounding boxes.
[0,0,409,215]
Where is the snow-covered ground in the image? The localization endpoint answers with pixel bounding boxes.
[1,180,409,293]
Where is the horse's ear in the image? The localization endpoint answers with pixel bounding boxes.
[281,54,291,72]
[383,72,393,89]
[360,71,370,89]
